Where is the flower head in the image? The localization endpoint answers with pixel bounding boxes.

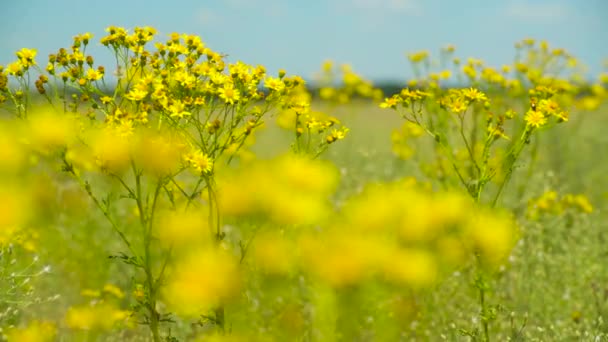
[218,83,241,105]
[16,48,37,67]
[525,109,547,128]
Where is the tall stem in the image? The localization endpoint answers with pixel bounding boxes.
[133,163,161,342]
[205,176,225,332]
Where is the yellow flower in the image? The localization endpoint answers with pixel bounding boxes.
[462,65,477,79]
[125,88,148,101]
[218,83,241,104]
[408,50,429,63]
[168,100,191,118]
[164,248,241,316]
[86,68,102,81]
[65,303,129,331]
[156,206,210,248]
[461,87,487,102]
[6,61,24,76]
[264,77,285,92]
[16,48,37,67]
[103,284,125,299]
[525,109,547,128]
[185,149,213,174]
[449,99,468,114]
[379,96,400,109]
[5,320,56,342]
[100,96,113,104]
[326,128,349,144]
[439,70,452,79]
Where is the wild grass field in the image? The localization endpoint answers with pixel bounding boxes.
[1,27,607,341]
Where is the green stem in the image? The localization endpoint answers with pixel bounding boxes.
[132,162,161,342]
[203,175,225,332]
[491,129,531,207]
[479,283,490,342]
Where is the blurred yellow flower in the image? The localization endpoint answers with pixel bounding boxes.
[5,320,56,342]
[164,248,240,316]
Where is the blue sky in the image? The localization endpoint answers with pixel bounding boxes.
[1,0,606,82]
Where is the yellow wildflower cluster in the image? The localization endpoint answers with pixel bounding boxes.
[524,86,569,128]
[378,40,602,203]
[1,26,355,340]
[438,87,489,114]
[527,190,593,220]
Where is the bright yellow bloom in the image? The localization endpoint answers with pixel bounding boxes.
[525,109,547,128]
[264,77,286,92]
[461,87,487,102]
[326,128,349,144]
[16,48,37,67]
[537,99,559,115]
[185,149,213,174]
[168,100,191,118]
[86,68,103,81]
[218,83,241,104]
[6,61,23,76]
[379,96,400,109]
[449,99,468,114]
[100,96,113,104]
[125,88,148,101]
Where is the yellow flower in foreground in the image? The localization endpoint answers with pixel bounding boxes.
[156,207,210,248]
[5,320,56,342]
[525,109,547,128]
[0,186,30,228]
[383,249,438,288]
[252,233,296,274]
[164,248,240,316]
